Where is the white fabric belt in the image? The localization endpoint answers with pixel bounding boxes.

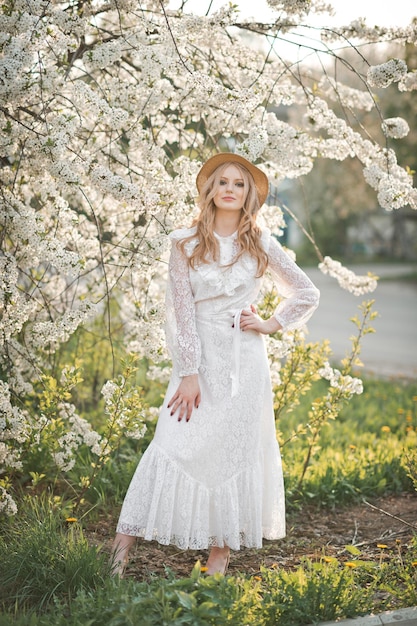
[195,307,248,398]
[231,309,243,398]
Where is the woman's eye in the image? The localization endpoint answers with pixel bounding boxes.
[219,180,243,187]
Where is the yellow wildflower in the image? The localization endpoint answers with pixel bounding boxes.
[200,566,208,573]
[345,562,357,568]
[377,544,388,549]
[65,517,78,523]
[381,426,391,433]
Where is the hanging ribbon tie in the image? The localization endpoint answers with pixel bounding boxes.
[231,309,243,398]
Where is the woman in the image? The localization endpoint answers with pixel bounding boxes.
[111,153,320,576]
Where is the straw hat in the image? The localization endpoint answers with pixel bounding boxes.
[196,153,269,207]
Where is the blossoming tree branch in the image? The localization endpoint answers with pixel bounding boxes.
[0,0,415,513]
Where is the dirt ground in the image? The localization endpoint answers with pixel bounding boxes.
[87,492,417,580]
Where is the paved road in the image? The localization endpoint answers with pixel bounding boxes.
[303,264,417,379]
[310,605,417,625]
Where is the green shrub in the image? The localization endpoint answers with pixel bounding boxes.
[259,561,371,625]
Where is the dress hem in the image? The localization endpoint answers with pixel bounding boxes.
[115,442,286,552]
[115,522,286,551]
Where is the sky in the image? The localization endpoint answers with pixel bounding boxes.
[169,0,416,27]
[168,0,416,63]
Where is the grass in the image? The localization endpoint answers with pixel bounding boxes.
[1,376,417,625]
[1,523,416,625]
[0,495,111,616]
[279,376,417,508]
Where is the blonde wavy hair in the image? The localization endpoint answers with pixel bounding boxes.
[178,162,268,276]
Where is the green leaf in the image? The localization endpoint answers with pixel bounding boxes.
[175,590,196,610]
[189,560,201,582]
[344,545,361,556]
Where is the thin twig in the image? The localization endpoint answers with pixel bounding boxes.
[159,1,192,73]
[280,201,324,262]
[341,528,413,551]
[362,499,417,531]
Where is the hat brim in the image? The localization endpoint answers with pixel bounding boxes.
[196,153,269,207]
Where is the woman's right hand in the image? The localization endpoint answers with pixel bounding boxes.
[167,374,201,422]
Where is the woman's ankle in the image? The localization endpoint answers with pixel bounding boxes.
[205,545,230,575]
[110,533,136,577]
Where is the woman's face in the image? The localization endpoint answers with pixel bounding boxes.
[213,164,246,213]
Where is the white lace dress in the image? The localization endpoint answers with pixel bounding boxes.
[116,227,319,550]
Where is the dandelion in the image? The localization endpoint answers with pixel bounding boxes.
[345,561,358,568]
[253,575,262,581]
[377,544,388,565]
[200,566,208,573]
[349,444,356,450]
[397,408,405,414]
[412,396,417,402]
[65,517,78,523]
[411,561,417,567]
[381,426,391,433]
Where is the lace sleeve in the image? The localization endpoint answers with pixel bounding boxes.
[166,238,201,376]
[267,236,320,331]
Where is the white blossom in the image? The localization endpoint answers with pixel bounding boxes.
[267,0,311,15]
[318,362,363,395]
[85,40,123,70]
[398,72,417,92]
[363,152,416,211]
[381,117,410,139]
[236,126,268,162]
[147,365,171,384]
[258,204,286,237]
[0,486,17,515]
[318,76,375,112]
[51,402,103,471]
[101,380,119,402]
[125,424,147,440]
[319,257,378,295]
[367,59,407,89]
[0,381,31,444]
